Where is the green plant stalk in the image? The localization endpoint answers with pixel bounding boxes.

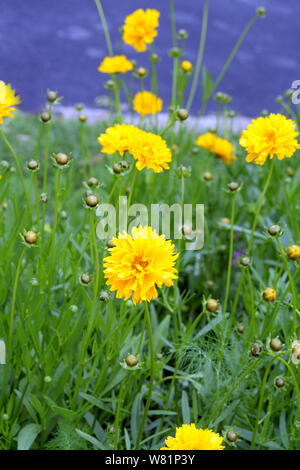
[0,246,26,407]
[245,267,256,343]
[34,121,45,160]
[127,166,138,209]
[169,0,178,48]
[196,13,259,118]
[114,372,128,450]
[94,0,113,56]
[42,117,51,237]
[113,75,123,122]
[186,0,210,111]
[160,117,177,137]
[276,238,298,332]
[223,193,236,320]
[0,128,31,219]
[80,121,88,180]
[48,169,61,292]
[90,210,100,300]
[136,302,155,449]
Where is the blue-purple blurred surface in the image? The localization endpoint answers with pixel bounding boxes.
[1,0,299,116]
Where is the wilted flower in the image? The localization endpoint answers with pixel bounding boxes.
[161,424,225,450]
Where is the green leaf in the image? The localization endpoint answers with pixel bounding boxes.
[181,391,190,424]
[17,423,42,450]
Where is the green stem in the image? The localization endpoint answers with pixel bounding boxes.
[277,238,297,332]
[223,193,236,320]
[186,0,210,111]
[90,210,100,300]
[169,0,178,48]
[136,302,155,449]
[94,0,113,56]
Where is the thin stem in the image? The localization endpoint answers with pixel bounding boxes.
[169,0,178,48]
[90,210,100,300]
[186,0,210,111]
[247,159,274,253]
[277,238,297,332]
[136,302,155,449]
[94,0,113,56]
[223,193,236,320]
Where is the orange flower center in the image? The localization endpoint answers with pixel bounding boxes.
[132,256,149,272]
[265,129,276,143]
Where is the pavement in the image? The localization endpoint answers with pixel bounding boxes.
[1,0,299,116]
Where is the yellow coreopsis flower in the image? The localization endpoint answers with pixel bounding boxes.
[103,226,178,305]
[0,81,20,124]
[123,9,160,52]
[213,136,237,165]
[161,424,225,451]
[98,55,133,74]
[133,91,163,116]
[98,124,172,173]
[181,60,193,73]
[239,113,300,165]
[195,133,236,165]
[195,132,217,151]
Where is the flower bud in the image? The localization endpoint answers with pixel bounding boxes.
[151,53,159,63]
[291,340,300,365]
[99,291,110,302]
[40,193,48,203]
[105,79,115,90]
[203,171,213,181]
[206,299,219,312]
[120,160,130,170]
[177,108,189,121]
[207,280,215,289]
[113,163,122,174]
[275,377,285,388]
[44,376,52,383]
[79,114,87,123]
[81,273,91,285]
[55,152,69,166]
[137,67,147,78]
[237,324,245,334]
[2,202,7,211]
[169,47,181,58]
[256,6,266,17]
[270,338,282,352]
[176,165,191,178]
[60,210,68,220]
[40,112,51,122]
[27,160,39,171]
[24,230,38,245]
[287,167,295,178]
[125,354,138,367]
[240,255,251,267]
[214,92,232,104]
[106,240,115,249]
[251,343,261,357]
[182,224,192,236]
[226,430,238,443]
[70,305,78,313]
[228,182,239,192]
[85,194,99,208]
[228,110,237,118]
[220,217,230,225]
[75,103,84,111]
[47,90,58,102]
[178,29,188,39]
[263,287,277,302]
[268,224,281,236]
[181,60,192,73]
[87,177,99,187]
[287,245,300,261]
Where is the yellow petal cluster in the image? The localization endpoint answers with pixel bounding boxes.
[195,133,237,165]
[239,113,300,165]
[0,81,20,124]
[161,424,225,450]
[133,91,163,116]
[98,55,133,74]
[123,9,160,52]
[98,124,172,173]
[103,226,178,304]
[287,245,300,261]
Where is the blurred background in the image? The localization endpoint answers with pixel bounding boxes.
[1,0,299,116]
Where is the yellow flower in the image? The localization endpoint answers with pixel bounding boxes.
[133,91,163,116]
[181,60,193,73]
[195,132,217,151]
[97,124,138,156]
[239,113,300,165]
[195,133,237,165]
[123,9,160,52]
[103,226,178,304]
[98,124,172,173]
[161,424,225,451]
[263,287,277,302]
[287,245,300,261]
[213,136,237,165]
[0,81,20,124]
[98,55,133,74]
